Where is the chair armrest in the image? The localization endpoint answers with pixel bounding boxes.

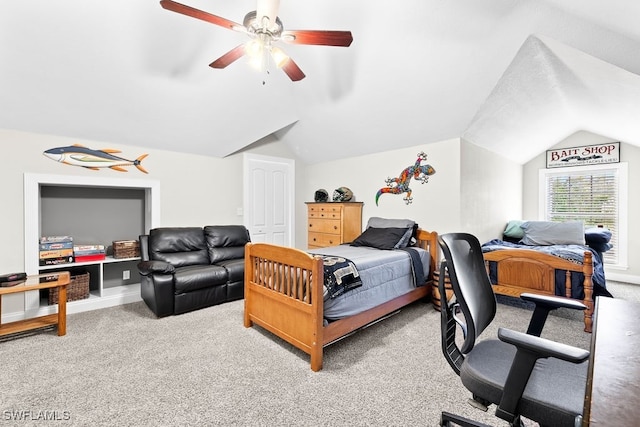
[137,260,175,276]
[498,327,589,363]
[495,327,589,423]
[520,293,587,311]
[520,293,587,336]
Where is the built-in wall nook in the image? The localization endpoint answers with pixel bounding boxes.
[21,173,160,319]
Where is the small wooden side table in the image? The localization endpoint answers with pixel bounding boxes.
[0,271,70,337]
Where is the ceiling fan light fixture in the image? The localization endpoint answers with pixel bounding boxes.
[270,46,289,68]
[245,39,263,58]
[246,43,266,71]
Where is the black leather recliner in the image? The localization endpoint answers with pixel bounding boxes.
[137,225,250,317]
[437,232,590,427]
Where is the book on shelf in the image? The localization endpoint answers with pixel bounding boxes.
[74,254,106,263]
[1,280,25,287]
[0,272,27,283]
[39,236,73,244]
[74,251,107,258]
[39,274,59,283]
[39,256,74,266]
[39,249,74,259]
[73,244,105,252]
[40,241,74,251]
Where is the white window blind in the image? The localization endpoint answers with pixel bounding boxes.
[543,166,619,264]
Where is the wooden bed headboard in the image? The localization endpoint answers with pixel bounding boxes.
[415,228,438,280]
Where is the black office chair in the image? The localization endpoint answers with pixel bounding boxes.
[437,233,590,427]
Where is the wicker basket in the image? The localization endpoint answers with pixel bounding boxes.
[113,240,140,259]
[48,272,90,305]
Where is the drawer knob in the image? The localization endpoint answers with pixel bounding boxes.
[334,226,338,230]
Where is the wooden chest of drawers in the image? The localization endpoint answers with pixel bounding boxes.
[306,202,363,249]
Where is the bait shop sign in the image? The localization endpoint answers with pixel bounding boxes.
[546,142,620,168]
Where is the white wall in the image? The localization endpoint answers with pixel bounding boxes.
[299,140,461,248]
[460,139,523,244]
[523,131,640,282]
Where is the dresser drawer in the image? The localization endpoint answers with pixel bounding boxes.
[308,219,341,234]
[308,204,342,219]
[308,232,340,247]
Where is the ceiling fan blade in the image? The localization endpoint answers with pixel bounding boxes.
[281,57,306,81]
[160,0,244,32]
[209,45,246,69]
[281,30,353,47]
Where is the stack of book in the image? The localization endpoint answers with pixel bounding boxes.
[39,236,74,266]
[74,244,106,263]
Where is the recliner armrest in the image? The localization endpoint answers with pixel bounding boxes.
[520,293,587,336]
[137,260,176,276]
[498,327,589,363]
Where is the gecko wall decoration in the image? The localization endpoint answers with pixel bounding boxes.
[375,152,435,205]
[43,144,149,173]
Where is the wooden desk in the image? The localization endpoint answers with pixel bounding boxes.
[583,297,640,426]
[0,272,70,337]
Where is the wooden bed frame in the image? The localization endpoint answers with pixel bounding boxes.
[243,229,438,371]
[482,249,594,333]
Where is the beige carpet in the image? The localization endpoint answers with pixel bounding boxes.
[2,282,635,426]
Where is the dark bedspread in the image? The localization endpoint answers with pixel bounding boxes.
[318,254,363,299]
[481,239,610,299]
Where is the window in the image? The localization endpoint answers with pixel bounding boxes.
[539,163,628,267]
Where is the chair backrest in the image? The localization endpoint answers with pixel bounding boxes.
[438,233,497,356]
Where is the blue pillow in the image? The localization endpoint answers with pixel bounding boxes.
[585,227,612,244]
[585,227,613,253]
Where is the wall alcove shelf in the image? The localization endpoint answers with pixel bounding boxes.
[18,173,161,322]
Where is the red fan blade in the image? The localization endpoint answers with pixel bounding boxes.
[281,57,306,81]
[160,0,243,32]
[209,45,246,69]
[281,30,353,47]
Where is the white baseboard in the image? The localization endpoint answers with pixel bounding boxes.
[605,272,640,285]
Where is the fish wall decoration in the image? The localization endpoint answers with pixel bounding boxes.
[375,152,435,205]
[43,144,148,174]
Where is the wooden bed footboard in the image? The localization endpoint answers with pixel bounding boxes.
[244,229,438,371]
[482,249,594,333]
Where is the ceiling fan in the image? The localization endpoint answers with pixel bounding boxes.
[160,0,353,81]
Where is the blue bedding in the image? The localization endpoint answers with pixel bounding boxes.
[308,245,430,320]
[481,239,610,299]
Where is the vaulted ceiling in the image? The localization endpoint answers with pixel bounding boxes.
[2,1,640,165]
